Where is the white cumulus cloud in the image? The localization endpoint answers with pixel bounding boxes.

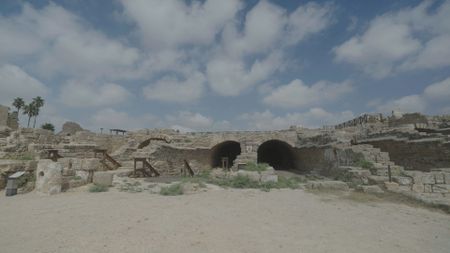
[0,64,49,105]
[59,80,131,107]
[263,79,352,108]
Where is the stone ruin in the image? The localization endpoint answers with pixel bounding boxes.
[0,105,18,134]
[0,108,449,208]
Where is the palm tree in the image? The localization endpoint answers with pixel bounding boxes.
[12,97,25,115]
[22,103,34,128]
[32,96,45,128]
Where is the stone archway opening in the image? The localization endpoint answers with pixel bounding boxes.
[210,141,241,169]
[257,140,295,170]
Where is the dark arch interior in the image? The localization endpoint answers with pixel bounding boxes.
[257,140,295,170]
[210,141,241,168]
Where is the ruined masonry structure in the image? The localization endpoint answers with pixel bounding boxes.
[0,109,449,206]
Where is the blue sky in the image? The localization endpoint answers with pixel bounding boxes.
[0,0,449,132]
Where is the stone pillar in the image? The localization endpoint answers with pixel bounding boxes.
[35,159,63,195]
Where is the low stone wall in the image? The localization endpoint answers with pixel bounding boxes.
[401,170,450,194]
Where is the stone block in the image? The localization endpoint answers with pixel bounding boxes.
[75,170,89,181]
[210,169,228,179]
[348,169,371,178]
[93,172,113,187]
[368,175,389,185]
[261,174,278,183]
[237,170,261,182]
[411,183,424,193]
[62,168,76,176]
[424,184,432,193]
[422,174,436,184]
[306,181,349,191]
[384,182,399,192]
[445,173,450,184]
[434,173,445,184]
[392,176,412,186]
[404,171,424,184]
[361,185,384,194]
[35,159,63,195]
[432,184,450,193]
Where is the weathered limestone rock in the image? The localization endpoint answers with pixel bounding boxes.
[75,170,89,181]
[210,169,228,179]
[35,160,63,195]
[384,181,399,191]
[306,181,349,191]
[93,171,113,186]
[62,168,76,176]
[368,175,389,185]
[445,173,450,184]
[411,183,424,193]
[260,166,278,183]
[422,174,436,184]
[424,184,432,193]
[360,185,384,194]
[392,176,412,186]
[434,173,445,184]
[432,184,450,193]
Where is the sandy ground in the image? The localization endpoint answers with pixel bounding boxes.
[1,188,450,253]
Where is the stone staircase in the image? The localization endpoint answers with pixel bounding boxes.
[348,143,404,176]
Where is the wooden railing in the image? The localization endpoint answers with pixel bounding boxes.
[94,149,121,170]
[182,160,195,177]
[133,158,160,177]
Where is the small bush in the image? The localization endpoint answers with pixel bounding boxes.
[243,162,269,172]
[41,123,55,132]
[89,184,109,192]
[160,183,183,196]
[119,181,143,193]
[228,175,260,188]
[356,160,374,169]
[276,176,304,189]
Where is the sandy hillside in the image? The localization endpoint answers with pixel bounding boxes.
[0,188,449,253]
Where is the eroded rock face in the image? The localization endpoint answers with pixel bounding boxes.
[35,160,63,195]
[59,122,84,136]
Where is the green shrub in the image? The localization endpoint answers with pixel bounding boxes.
[89,184,109,192]
[276,176,304,189]
[243,162,269,172]
[356,160,374,169]
[41,123,55,132]
[160,183,183,196]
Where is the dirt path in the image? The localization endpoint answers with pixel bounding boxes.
[0,189,449,253]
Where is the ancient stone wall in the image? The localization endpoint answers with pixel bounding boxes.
[149,145,211,175]
[360,138,450,171]
[334,113,384,129]
[0,105,8,127]
[388,113,428,127]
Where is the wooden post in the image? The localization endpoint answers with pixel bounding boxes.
[388,165,392,182]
